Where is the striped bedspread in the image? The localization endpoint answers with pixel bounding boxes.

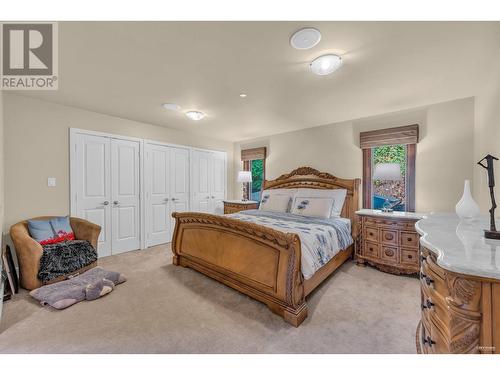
[226,210,353,280]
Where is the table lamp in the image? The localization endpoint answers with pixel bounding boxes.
[237,171,252,201]
[372,163,402,212]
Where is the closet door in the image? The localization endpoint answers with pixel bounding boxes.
[111,138,141,253]
[169,147,190,233]
[75,134,111,257]
[191,150,212,213]
[211,152,226,214]
[145,144,171,247]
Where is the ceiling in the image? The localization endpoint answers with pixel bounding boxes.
[16,21,500,141]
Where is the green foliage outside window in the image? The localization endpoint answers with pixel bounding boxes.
[373,145,407,176]
[251,159,264,194]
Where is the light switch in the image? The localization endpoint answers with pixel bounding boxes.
[47,177,56,187]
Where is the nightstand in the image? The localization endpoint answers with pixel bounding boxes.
[223,200,259,214]
[355,209,426,275]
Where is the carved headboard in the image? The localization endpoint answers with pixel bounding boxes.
[263,167,361,234]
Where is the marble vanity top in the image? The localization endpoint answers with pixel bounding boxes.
[416,213,500,280]
[356,209,426,220]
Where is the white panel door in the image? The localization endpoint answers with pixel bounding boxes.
[111,138,141,253]
[145,144,171,247]
[211,152,226,214]
[191,150,212,213]
[75,134,111,257]
[169,147,190,233]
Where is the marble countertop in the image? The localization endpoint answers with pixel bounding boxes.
[356,209,427,220]
[416,213,500,280]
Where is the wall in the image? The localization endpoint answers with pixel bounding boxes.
[473,60,500,213]
[3,94,234,229]
[234,97,475,213]
[0,91,4,233]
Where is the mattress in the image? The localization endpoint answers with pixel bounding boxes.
[226,210,353,279]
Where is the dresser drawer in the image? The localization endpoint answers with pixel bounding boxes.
[424,319,450,354]
[224,202,258,214]
[364,226,379,242]
[420,261,449,301]
[363,216,399,229]
[421,283,450,330]
[381,246,398,262]
[400,231,419,248]
[401,248,419,265]
[363,241,380,259]
[381,229,398,246]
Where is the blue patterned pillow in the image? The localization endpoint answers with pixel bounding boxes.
[27,216,75,245]
[28,219,56,245]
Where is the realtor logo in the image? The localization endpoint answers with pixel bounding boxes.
[1,22,58,90]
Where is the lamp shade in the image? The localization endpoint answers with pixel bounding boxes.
[237,171,252,183]
[372,163,402,181]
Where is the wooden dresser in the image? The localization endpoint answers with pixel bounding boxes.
[416,214,500,354]
[223,200,259,214]
[355,209,426,275]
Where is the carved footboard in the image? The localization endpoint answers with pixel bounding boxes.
[171,212,308,326]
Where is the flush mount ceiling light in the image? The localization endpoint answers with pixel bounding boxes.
[239,93,247,98]
[290,28,321,50]
[185,110,206,121]
[162,103,181,111]
[310,54,342,76]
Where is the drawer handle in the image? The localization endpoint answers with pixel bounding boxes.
[385,233,394,240]
[423,336,436,347]
[420,272,434,286]
[407,254,413,259]
[421,299,435,310]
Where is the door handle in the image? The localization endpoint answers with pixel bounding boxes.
[103,201,109,205]
[164,198,169,202]
[171,198,178,201]
[113,200,119,205]
[211,196,215,199]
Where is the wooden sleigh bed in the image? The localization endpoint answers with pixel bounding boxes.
[171,167,360,327]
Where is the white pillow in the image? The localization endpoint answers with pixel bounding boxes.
[295,188,347,217]
[291,197,335,219]
[259,189,297,212]
[259,194,292,213]
[261,188,297,197]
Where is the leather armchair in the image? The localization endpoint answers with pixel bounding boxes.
[10,217,101,290]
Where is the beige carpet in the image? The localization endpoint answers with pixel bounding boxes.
[0,245,420,353]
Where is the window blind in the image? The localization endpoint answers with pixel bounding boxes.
[360,124,419,149]
[241,147,267,161]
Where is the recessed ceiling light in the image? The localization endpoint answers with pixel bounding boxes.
[290,28,321,50]
[162,103,181,111]
[185,111,206,121]
[239,93,247,98]
[310,54,342,76]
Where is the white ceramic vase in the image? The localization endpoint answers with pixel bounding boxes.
[455,180,480,219]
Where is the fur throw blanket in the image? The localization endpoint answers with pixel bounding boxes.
[30,266,126,309]
[38,240,98,282]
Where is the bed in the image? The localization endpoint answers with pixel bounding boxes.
[171,167,360,326]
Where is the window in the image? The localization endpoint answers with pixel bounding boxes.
[361,125,418,212]
[372,145,407,211]
[241,147,267,201]
[244,159,265,201]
